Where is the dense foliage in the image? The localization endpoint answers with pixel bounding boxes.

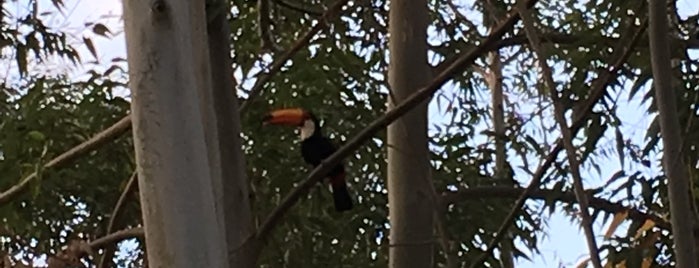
[0,0,697,267]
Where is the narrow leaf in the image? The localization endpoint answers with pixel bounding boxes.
[604,170,626,187]
[16,45,27,76]
[634,219,656,239]
[83,37,98,60]
[92,23,111,37]
[604,209,628,239]
[615,128,624,168]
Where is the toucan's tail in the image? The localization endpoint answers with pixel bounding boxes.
[330,173,353,212]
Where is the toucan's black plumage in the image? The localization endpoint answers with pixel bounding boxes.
[263,108,353,212]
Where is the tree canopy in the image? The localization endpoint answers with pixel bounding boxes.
[0,0,698,267]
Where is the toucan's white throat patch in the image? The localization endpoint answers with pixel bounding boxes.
[300,119,315,140]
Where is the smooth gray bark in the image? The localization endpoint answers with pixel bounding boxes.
[206,3,255,267]
[648,0,697,267]
[123,0,227,267]
[386,0,434,267]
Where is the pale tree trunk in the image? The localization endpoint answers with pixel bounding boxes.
[205,2,255,267]
[482,2,514,265]
[648,0,698,267]
[387,0,433,267]
[123,0,228,267]
[485,51,514,268]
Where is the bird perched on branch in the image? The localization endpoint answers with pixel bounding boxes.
[263,108,354,212]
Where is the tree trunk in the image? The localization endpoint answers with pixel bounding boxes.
[486,51,515,268]
[386,0,433,267]
[648,0,698,266]
[206,2,255,267]
[122,0,227,267]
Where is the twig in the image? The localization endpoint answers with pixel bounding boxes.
[105,171,139,240]
[441,186,671,230]
[516,1,601,266]
[89,227,144,250]
[445,0,473,28]
[0,115,132,205]
[98,171,139,268]
[271,0,323,16]
[238,0,350,113]
[258,0,280,53]
[251,0,537,250]
[469,10,648,268]
[426,171,457,268]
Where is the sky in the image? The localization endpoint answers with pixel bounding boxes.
[33,0,699,267]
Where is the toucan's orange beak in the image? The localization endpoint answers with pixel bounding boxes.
[263,108,307,126]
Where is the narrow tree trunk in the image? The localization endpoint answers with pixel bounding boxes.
[486,51,515,268]
[386,0,433,267]
[648,0,698,267]
[122,0,227,267]
[206,2,256,267]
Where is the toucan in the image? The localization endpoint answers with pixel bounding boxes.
[263,108,354,212]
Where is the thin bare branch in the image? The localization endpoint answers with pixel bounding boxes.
[516,1,601,266]
[0,115,132,205]
[90,227,144,250]
[105,171,139,239]
[428,172,457,268]
[238,0,350,113]
[497,34,699,50]
[98,171,139,268]
[441,186,671,230]
[271,0,323,16]
[469,9,648,268]
[258,0,280,53]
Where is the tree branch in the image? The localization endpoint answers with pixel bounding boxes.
[250,0,538,252]
[258,0,281,53]
[271,0,323,16]
[516,1,601,266]
[238,0,350,113]
[0,115,132,205]
[496,34,699,50]
[98,171,139,268]
[90,227,144,250]
[469,8,648,268]
[428,172,457,268]
[441,186,671,230]
[431,34,699,77]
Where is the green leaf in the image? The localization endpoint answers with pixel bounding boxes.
[615,128,624,168]
[604,170,626,187]
[27,130,45,141]
[92,23,112,38]
[16,45,27,76]
[83,37,98,60]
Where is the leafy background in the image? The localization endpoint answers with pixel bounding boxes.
[0,0,698,267]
